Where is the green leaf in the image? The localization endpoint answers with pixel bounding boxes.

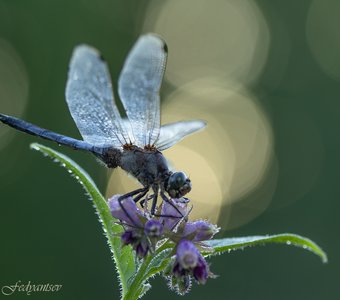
[124,242,174,300]
[144,247,173,277]
[30,143,136,298]
[205,233,327,263]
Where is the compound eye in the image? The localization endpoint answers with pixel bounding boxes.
[169,172,187,188]
[175,172,186,185]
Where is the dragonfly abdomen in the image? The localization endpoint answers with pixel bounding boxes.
[0,113,100,154]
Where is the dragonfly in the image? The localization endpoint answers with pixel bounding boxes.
[0,34,206,217]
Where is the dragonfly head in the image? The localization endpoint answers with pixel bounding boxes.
[166,172,192,198]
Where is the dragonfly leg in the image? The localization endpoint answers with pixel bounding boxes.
[133,188,149,204]
[149,192,188,230]
[118,187,149,225]
[139,194,153,209]
[150,185,159,216]
[159,192,192,230]
[160,191,187,220]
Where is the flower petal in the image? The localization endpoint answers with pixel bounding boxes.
[108,195,144,226]
[183,220,219,241]
[161,198,190,231]
[193,256,209,284]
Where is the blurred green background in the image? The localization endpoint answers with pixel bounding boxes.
[0,0,338,299]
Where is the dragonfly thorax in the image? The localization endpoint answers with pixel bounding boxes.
[100,145,192,199]
[119,146,171,188]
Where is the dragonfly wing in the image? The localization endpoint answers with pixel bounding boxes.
[66,45,129,148]
[118,34,167,147]
[155,120,207,151]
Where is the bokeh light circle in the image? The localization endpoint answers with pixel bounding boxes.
[306,0,340,81]
[143,0,270,85]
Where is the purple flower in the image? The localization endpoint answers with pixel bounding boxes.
[182,220,219,242]
[172,239,210,285]
[144,219,163,238]
[160,198,190,231]
[175,240,200,270]
[108,195,144,227]
[109,193,217,289]
[108,195,164,257]
[135,239,150,257]
[121,230,137,245]
[192,255,210,284]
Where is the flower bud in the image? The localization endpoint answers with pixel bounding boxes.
[172,239,210,285]
[144,219,163,238]
[136,240,149,258]
[176,240,199,269]
[183,220,219,242]
[120,230,140,246]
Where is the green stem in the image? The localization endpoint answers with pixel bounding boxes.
[124,256,152,300]
[124,241,173,299]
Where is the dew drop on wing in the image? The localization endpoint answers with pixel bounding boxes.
[286,240,292,245]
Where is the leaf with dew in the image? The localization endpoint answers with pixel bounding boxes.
[30,143,136,297]
[205,233,327,263]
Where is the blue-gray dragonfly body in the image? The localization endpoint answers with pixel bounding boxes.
[0,34,206,215]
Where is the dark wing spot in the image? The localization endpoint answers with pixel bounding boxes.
[162,41,168,53]
[99,53,106,62]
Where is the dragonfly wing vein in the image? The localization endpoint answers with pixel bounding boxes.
[155,120,207,151]
[118,34,167,147]
[66,45,130,148]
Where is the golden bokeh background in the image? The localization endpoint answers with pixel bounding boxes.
[107,0,274,229]
[0,1,337,299]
